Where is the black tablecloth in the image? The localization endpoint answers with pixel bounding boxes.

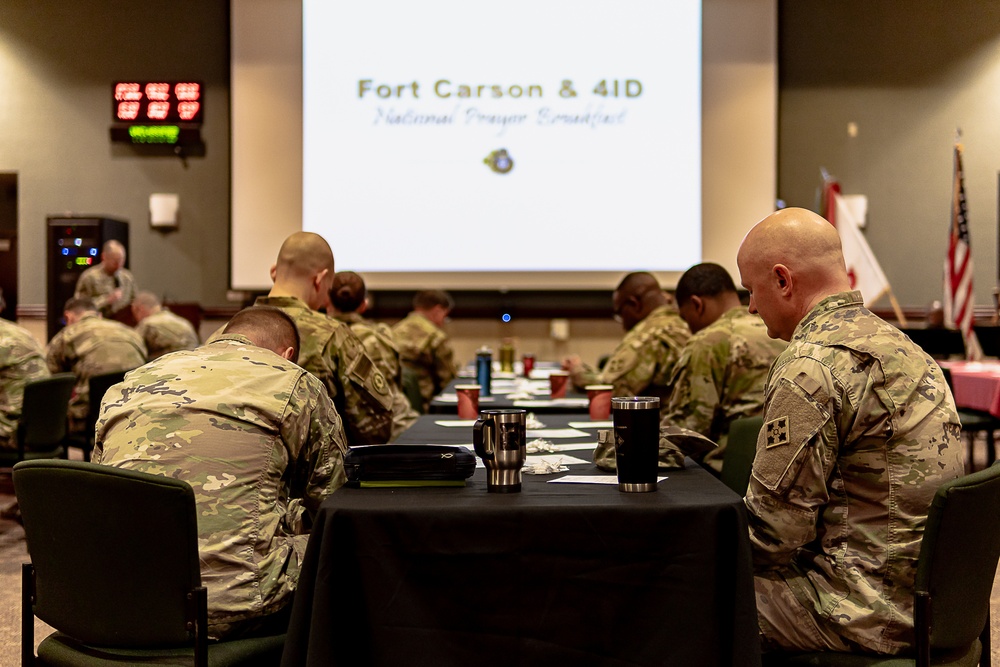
[282,416,761,667]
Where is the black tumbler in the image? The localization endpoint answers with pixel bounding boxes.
[612,396,660,492]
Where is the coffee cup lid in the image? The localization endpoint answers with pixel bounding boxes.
[585,384,614,391]
[612,396,660,410]
[455,384,481,390]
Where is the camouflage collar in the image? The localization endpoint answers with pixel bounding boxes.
[255,295,308,312]
[211,333,255,347]
[793,290,864,338]
[333,311,364,325]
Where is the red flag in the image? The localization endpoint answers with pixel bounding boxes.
[944,144,982,360]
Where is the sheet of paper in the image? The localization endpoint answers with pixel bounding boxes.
[526,428,590,439]
[434,394,495,403]
[569,421,613,429]
[435,420,477,427]
[525,454,590,466]
[547,442,597,451]
[548,475,669,485]
[514,398,589,408]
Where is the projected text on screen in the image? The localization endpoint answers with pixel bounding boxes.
[303,0,701,278]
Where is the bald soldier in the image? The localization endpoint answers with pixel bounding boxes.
[255,232,394,445]
[95,306,349,639]
[657,263,786,472]
[131,291,199,359]
[74,240,136,320]
[563,272,690,408]
[737,208,964,656]
[328,271,418,440]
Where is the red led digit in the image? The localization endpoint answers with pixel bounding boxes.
[147,101,170,120]
[177,101,200,121]
[116,101,140,120]
[145,83,170,101]
[175,83,201,101]
[115,83,143,101]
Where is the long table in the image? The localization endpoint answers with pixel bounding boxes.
[281,415,761,667]
[429,375,590,414]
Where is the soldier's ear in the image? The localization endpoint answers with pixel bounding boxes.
[279,346,295,361]
[689,295,705,316]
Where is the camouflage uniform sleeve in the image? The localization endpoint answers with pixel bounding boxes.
[328,331,394,446]
[744,356,841,569]
[45,332,69,374]
[598,343,650,397]
[569,362,599,391]
[280,373,349,532]
[77,270,113,312]
[661,335,726,439]
[432,337,457,394]
[119,269,136,308]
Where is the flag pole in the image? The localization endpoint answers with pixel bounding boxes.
[887,289,908,327]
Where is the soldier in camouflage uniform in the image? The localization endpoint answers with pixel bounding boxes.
[563,272,690,407]
[131,291,199,359]
[255,232,393,445]
[46,297,147,434]
[0,299,50,449]
[329,271,418,440]
[737,208,964,656]
[391,290,457,413]
[657,263,786,471]
[74,240,136,320]
[94,306,348,639]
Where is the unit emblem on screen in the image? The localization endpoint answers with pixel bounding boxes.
[483,149,514,174]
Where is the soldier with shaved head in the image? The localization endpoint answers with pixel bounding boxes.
[737,208,964,657]
[255,232,393,445]
[95,306,348,639]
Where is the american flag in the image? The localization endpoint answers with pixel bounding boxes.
[944,143,982,360]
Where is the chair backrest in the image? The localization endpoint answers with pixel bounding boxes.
[916,462,1000,652]
[18,373,75,450]
[973,325,1000,358]
[87,369,129,429]
[901,327,965,360]
[401,367,426,413]
[720,415,763,496]
[13,459,203,647]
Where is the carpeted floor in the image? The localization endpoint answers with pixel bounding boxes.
[2,439,1000,666]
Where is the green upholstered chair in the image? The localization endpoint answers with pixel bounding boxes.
[63,369,130,462]
[0,373,75,467]
[14,459,285,666]
[762,462,1000,667]
[720,415,763,496]
[401,366,426,414]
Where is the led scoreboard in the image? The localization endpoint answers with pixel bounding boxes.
[109,81,203,145]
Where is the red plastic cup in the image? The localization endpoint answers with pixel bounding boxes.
[455,384,481,420]
[522,354,535,377]
[585,384,614,420]
[549,371,570,399]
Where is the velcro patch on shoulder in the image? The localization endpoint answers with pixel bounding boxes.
[752,376,831,495]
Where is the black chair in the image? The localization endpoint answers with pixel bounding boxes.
[762,462,1000,667]
[720,415,763,496]
[64,369,129,461]
[901,328,965,361]
[940,366,1000,471]
[14,459,286,666]
[0,373,75,467]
